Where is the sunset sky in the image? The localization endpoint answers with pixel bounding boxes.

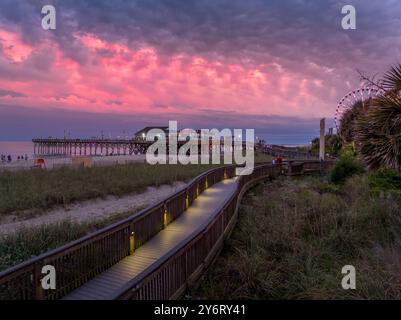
[0,0,400,143]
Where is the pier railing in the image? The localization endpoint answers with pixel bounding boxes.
[0,161,333,300]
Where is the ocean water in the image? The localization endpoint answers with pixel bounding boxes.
[0,141,34,160]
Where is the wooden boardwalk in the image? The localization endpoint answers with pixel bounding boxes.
[64,177,239,300]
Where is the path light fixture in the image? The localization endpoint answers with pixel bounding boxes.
[130,232,135,254]
[164,208,169,227]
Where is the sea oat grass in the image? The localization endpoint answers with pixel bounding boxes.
[192,174,401,299]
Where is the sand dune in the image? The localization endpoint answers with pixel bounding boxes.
[0,181,186,236]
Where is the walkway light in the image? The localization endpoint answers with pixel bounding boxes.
[164,209,168,227]
[130,231,135,254]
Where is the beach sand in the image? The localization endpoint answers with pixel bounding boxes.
[0,180,186,236]
[0,154,146,172]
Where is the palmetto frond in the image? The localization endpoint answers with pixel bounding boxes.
[339,98,376,143]
[355,94,401,170]
[382,64,401,92]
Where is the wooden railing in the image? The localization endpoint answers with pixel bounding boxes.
[0,165,236,300]
[113,163,286,300]
[0,161,333,300]
[286,160,331,176]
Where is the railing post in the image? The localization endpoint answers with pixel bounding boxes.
[288,161,293,175]
[34,262,44,300]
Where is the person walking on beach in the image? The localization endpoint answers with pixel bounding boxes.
[7,155,12,163]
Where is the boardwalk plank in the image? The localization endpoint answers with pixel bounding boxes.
[63,178,239,300]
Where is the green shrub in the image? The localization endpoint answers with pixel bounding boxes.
[193,174,401,299]
[330,156,365,184]
[340,143,357,158]
[368,168,401,193]
[311,134,342,157]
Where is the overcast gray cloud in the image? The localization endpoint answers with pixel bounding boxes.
[0,89,26,98]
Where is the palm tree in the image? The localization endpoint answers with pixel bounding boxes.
[311,134,342,156]
[354,64,401,170]
[339,100,364,144]
[382,64,401,93]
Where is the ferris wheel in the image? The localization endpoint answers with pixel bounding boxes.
[334,86,385,132]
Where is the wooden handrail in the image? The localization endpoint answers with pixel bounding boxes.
[0,165,236,300]
[0,161,333,300]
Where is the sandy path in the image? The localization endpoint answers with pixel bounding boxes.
[0,181,186,236]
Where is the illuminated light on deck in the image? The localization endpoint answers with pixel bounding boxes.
[129,232,135,254]
[164,209,169,227]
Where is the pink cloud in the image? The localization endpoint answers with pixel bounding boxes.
[0,29,337,121]
[0,29,33,62]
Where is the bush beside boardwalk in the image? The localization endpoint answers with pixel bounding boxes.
[192,169,401,299]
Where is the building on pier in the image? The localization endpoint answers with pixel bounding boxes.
[134,127,169,140]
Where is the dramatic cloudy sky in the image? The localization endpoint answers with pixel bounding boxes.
[0,0,400,142]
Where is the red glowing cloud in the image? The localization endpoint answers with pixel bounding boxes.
[0,25,340,122]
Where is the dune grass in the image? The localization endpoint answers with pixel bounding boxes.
[254,152,273,163]
[192,173,401,299]
[0,152,272,216]
[0,152,271,271]
[0,163,215,216]
[0,207,149,272]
